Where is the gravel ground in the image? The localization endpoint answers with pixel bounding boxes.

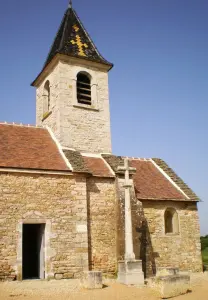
[1,273,208,300]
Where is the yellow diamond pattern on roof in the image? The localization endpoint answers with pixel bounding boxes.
[73,24,80,32]
[71,35,88,57]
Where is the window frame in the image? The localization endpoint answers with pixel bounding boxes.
[164,207,180,236]
[42,80,52,121]
[72,68,99,111]
[76,72,92,106]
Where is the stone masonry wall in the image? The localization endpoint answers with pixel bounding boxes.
[36,63,61,140]
[0,172,88,281]
[36,59,112,153]
[116,177,202,277]
[58,60,112,153]
[87,177,117,275]
[142,200,203,274]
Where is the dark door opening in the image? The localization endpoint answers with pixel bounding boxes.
[23,224,45,280]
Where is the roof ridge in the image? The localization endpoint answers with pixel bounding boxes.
[121,156,151,161]
[150,158,189,200]
[0,122,44,129]
[81,152,101,158]
[46,126,73,171]
[151,158,200,201]
[72,8,112,65]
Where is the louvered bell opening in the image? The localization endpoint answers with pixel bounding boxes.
[77,73,92,105]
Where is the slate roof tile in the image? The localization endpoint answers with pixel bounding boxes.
[32,7,112,85]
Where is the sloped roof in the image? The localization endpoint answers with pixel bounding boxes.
[45,7,112,67]
[0,124,199,201]
[152,158,199,201]
[63,150,114,177]
[0,124,70,171]
[63,149,89,173]
[32,6,113,85]
[83,155,114,177]
[102,154,199,201]
[130,159,186,201]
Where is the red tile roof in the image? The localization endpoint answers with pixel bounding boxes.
[0,124,198,201]
[130,159,185,200]
[102,154,196,201]
[83,156,114,177]
[0,124,70,171]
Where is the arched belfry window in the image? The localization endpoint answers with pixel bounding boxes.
[43,80,50,116]
[164,208,179,234]
[77,72,92,105]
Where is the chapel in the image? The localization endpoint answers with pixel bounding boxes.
[0,3,202,281]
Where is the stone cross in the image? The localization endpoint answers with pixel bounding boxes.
[117,158,136,261]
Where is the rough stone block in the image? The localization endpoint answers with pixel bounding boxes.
[151,274,190,299]
[63,273,74,279]
[81,271,103,289]
[55,273,63,280]
[117,260,144,286]
[157,267,179,276]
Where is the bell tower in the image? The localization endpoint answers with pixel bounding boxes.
[32,2,113,154]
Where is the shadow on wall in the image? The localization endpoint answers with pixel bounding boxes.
[136,219,157,278]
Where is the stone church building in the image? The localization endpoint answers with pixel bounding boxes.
[0,4,202,281]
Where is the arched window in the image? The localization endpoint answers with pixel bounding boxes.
[164,208,179,234]
[43,81,50,115]
[77,72,91,105]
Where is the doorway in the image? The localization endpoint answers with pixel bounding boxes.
[22,224,45,280]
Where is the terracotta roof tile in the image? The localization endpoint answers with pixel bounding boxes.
[152,158,199,201]
[83,156,114,177]
[130,159,185,201]
[0,124,69,171]
[102,154,198,201]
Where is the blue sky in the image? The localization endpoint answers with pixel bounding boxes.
[0,0,207,234]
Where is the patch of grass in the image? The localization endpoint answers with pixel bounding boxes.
[202,247,208,265]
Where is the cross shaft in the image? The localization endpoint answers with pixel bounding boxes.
[117,158,136,261]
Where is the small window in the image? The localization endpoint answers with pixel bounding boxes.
[77,72,91,105]
[43,81,50,115]
[164,208,179,234]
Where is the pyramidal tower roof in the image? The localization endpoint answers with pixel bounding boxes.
[33,4,113,85]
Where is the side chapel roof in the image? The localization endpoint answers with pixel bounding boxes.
[102,154,199,201]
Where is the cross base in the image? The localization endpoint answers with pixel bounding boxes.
[117,260,144,286]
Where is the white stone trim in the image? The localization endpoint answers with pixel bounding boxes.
[62,146,76,151]
[46,126,73,171]
[150,159,190,199]
[0,122,43,128]
[81,152,101,158]
[101,156,115,176]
